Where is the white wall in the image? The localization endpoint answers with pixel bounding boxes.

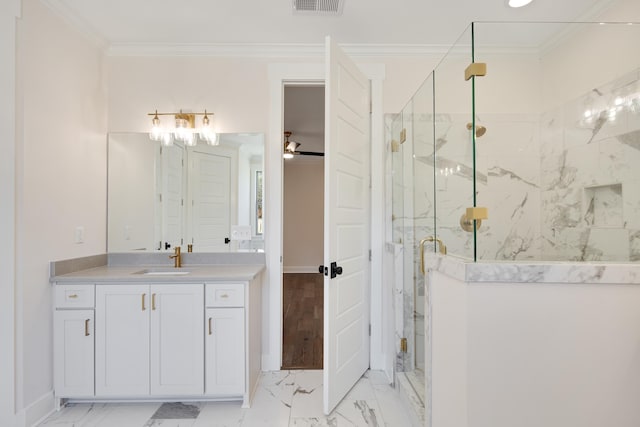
[283,158,324,272]
[541,0,640,111]
[16,0,107,423]
[1,1,20,425]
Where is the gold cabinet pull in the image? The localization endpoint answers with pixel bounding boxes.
[68,294,78,299]
[152,293,156,310]
[85,319,90,336]
[208,318,213,335]
[220,293,229,299]
[142,293,146,311]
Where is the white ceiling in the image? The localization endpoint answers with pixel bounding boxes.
[42,0,616,48]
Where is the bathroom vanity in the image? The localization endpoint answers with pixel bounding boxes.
[51,255,264,409]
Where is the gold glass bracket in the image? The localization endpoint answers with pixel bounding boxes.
[464,62,487,81]
[400,338,408,353]
[460,207,489,232]
[400,128,407,143]
[419,236,447,274]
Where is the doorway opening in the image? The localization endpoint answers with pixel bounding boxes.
[281,84,325,370]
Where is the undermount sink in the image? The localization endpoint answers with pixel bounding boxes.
[134,268,191,276]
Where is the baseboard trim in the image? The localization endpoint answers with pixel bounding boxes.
[24,391,55,427]
[283,266,320,274]
[262,354,280,372]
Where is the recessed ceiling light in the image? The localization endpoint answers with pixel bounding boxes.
[508,0,534,7]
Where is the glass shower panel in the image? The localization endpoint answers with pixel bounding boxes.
[433,25,475,260]
[472,22,640,262]
[408,74,436,405]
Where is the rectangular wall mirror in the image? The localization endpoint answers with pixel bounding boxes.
[107,132,264,253]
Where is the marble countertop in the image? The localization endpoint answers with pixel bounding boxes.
[51,263,265,284]
[50,253,266,283]
[425,253,640,284]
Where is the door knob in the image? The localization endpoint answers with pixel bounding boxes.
[330,262,343,279]
[318,265,324,274]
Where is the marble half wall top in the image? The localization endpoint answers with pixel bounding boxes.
[425,253,640,285]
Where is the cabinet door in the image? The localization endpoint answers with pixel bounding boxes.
[150,284,204,395]
[95,284,150,396]
[54,310,94,397]
[205,307,245,395]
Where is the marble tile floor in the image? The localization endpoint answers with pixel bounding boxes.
[38,370,418,427]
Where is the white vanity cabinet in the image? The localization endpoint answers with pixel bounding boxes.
[52,264,263,407]
[95,284,204,397]
[205,284,245,396]
[53,284,95,398]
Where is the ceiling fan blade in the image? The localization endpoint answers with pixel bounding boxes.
[296,151,325,157]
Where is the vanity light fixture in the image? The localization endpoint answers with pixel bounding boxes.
[507,0,534,7]
[148,110,219,146]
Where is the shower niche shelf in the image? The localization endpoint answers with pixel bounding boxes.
[583,183,623,228]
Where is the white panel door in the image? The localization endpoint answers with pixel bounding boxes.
[190,151,231,251]
[323,36,371,415]
[95,285,150,397]
[150,284,204,396]
[54,310,94,397]
[205,307,245,396]
[161,144,185,250]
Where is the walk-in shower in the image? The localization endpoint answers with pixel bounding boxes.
[389,21,640,425]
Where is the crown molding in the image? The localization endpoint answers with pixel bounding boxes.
[40,0,108,49]
[106,42,453,58]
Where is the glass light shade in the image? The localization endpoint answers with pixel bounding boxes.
[205,131,219,146]
[161,132,173,146]
[174,118,189,142]
[149,115,162,141]
[286,141,299,152]
[508,0,533,7]
[283,152,294,159]
[184,132,197,146]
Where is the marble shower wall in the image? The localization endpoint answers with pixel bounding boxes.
[398,69,640,263]
[540,69,640,262]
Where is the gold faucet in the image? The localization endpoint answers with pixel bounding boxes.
[419,236,447,274]
[169,246,182,268]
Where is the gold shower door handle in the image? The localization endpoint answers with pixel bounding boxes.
[84,319,90,336]
[419,238,430,275]
[208,318,213,335]
[419,236,447,274]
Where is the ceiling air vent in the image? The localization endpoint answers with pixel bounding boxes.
[293,0,345,15]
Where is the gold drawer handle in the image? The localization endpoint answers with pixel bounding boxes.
[85,319,90,336]
[219,293,229,299]
[67,294,79,299]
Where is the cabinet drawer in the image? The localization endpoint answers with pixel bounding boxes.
[55,284,95,309]
[206,284,244,307]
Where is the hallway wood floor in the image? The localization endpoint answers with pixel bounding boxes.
[282,273,323,370]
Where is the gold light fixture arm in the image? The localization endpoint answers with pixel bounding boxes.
[419,236,447,274]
